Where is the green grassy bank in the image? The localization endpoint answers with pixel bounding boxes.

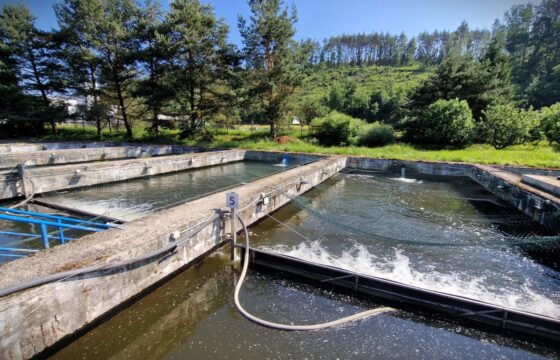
[37,124,560,169]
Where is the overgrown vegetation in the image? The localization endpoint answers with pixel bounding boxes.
[312,111,365,146]
[357,122,396,147]
[481,103,538,149]
[540,103,560,145]
[0,0,559,167]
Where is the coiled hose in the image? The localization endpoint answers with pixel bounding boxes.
[233,214,394,331]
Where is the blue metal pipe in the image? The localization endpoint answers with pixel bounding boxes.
[0,231,75,241]
[0,213,106,232]
[0,207,113,229]
[57,219,65,244]
[0,231,41,238]
[40,223,49,248]
[0,253,26,258]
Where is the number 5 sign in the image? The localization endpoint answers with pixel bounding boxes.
[226,192,239,209]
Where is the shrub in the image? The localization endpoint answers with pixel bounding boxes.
[312,111,366,146]
[298,96,328,124]
[0,116,46,138]
[357,122,396,147]
[540,103,560,145]
[481,103,536,149]
[405,98,474,148]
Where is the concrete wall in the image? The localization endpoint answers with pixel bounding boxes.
[0,145,199,169]
[346,157,469,177]
[0,142,140,154]
[244,150,323,164]
[0,149,557,359]
[469,165,560,232]
[0,156,345,359]
[501,165,560,177]
[0,150,243,200]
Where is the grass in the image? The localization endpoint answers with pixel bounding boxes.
[35,123,560,169]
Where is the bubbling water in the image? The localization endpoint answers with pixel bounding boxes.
[264,240,560,318]
[251,172,560,319]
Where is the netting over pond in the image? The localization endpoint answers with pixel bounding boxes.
[250,172,560,319]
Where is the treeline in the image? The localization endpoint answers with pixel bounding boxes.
[308,1,560,109]
[313,23,490,67]
[0,0,245,139]
[0,0,559,146]
[308,34,560,150]
[0,0,307,139]
[305,1,560,150]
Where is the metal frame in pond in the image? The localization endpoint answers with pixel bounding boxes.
[0,206,119,257]
[29,198,126,225]
[239,246,560,343]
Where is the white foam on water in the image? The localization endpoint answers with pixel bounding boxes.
[390,177,423,184]
[45,198,148,221]
[263,241,560,319]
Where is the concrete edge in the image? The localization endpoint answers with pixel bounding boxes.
[0,150,245,200]
[0,156,345,359]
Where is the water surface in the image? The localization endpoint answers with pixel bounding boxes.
[0,160,295,260]
[50,252,558,360]
[41,161,292,221]
[50,171,560,359]
[251,172,560,318]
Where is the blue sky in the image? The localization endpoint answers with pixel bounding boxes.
[0,0,537,45]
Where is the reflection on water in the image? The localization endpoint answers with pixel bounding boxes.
[251,173,560,318]
[51,251,558,360]
[41,161,290,221]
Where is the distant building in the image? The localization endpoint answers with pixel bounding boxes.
[50,97,79,115]
[292,117,301,125]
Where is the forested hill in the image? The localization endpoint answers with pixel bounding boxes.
[301,65,430,95]
[300,2,559,109]
[291,65,431,125]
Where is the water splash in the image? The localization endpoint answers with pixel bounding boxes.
[263,241,560,319]
[274,154,290,167]
[390,177,423,184]
[389,166,423,184]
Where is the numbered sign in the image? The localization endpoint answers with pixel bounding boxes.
[226,192,239,209]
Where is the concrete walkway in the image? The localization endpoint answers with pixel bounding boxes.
[0,145,198,169]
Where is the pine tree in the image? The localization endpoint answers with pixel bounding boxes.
[409,42,513,123]
[0,4,66,135]
[134,0,174,135]
[526,0,560,107]
[94,0,141,138]
[239,0,301,138]
[479,37,514,109]
[0,24,20,115]
[405,38,417,66]
[55,0,105,137]
[168,0,237,139]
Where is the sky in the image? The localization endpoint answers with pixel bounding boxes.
[0,0,538,46]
